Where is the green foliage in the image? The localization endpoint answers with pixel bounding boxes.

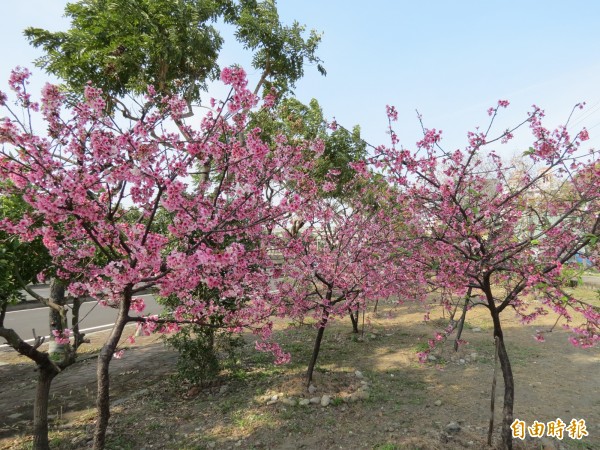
[164,324,245,385]
[584,232,599,246]
[0,192,51,310]
[164,325,221,385]
[25,0,226,101]
[233,0,325,94]
[250,97,367,198]
[25,0,323,102]
[0,244,25,305]
[330,396,344,406]
[413,342,429,353]
[160,283,246,385]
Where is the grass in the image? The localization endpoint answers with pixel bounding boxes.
[105,435,135,450]
[228,349,291,381]
[503,341,543,366]
[147,422,164,431]
[231,411,272,430]
[367,371,426,407]
[218,397,242,415]
[413,342,430,353]
[565,286,600,304]
[331,396,344,406]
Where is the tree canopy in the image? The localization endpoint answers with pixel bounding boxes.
[25,0,324,102]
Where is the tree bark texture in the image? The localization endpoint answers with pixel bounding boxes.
[48,279,66,356]
[306,309,330,387]
[492,312,514,450]
[93,289,132,450]
[71,296,86,349]
[348,309,359,334]
[32,368,57,450]
[0,299,7,328]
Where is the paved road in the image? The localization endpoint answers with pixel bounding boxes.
[0,293,161,351]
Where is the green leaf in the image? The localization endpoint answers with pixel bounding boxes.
[25,0,324,103]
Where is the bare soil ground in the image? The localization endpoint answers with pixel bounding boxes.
[0,290,598,450]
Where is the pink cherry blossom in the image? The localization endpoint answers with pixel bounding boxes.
[51,329,71,345]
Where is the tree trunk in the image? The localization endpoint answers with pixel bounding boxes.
[492,313,514,450]
[488,336,500,446]
[71,296,86,349]
[454,287,471,351]
[306,309,330,387]
[0,299,7,328]
[93,289,132,450]
[348,309,359,334]
[32,367,57,450]
[48,279,66,357]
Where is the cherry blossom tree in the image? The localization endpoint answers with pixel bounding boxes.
[380,102,600,449]
[271,172,425,386]
[0,66,320,449]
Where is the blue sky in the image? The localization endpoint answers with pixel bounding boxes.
[2,1,600,156]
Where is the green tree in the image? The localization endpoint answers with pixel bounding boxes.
[0,192,50,322]
[250,97,368,198]
[25,0,324,104]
